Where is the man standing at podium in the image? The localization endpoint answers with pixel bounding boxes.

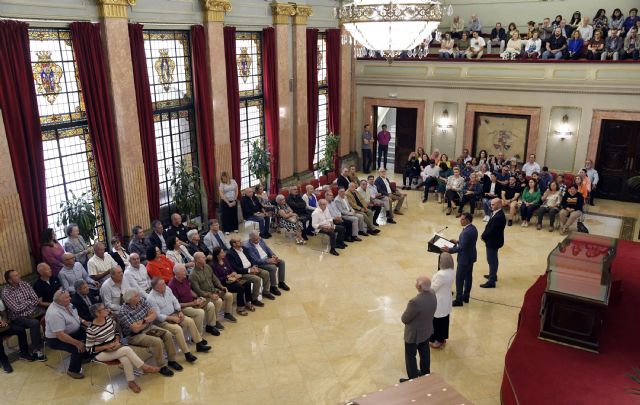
[480,198,506,288]
[400,276,437,382]
[442,213,478,307]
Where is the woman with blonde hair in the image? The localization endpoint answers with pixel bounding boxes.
[429,252,456,349]
[218,171,239,234]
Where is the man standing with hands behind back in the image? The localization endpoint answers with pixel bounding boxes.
[442,213,478,307]
[480,198,506,289]
[377,124,391,170]
[399,276,437,383]
[361,124,373,173]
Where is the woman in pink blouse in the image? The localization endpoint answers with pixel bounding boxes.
[40,228,65,278]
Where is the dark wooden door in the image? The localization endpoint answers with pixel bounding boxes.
[596,120,640,202]
[394,108,418,174]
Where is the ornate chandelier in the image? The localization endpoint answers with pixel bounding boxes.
[336,0,453,61]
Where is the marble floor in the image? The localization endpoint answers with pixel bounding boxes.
[1,178,639,405]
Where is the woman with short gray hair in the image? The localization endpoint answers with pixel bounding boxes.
[63,223,91,267]
[429,253,456,349]
[86,303,160,393]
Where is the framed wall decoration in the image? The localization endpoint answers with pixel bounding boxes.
[473,113,531,161]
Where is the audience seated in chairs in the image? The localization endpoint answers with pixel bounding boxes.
[146,219,168,254]
[356,180,383,224]
[244,231,290,296]
[71,280,100,322]
[166,213,189,243]
[210,247,255,316]
[302,184,319,214]
[375,168,406,217]
[86,302,160,393]
[275,195,307,245]
[203,219,231,252]
[312,199,347,256]
[128,225,149,263]
[100,266,124,315]
[367,175,393,223]
[109,235,130,270]
[559,184,584,235]
[33,262,61,308]
[286,186,313,235]
[188,252,236,325]
[87,242,118,283]
[226,237,275,305]
[185,229,213,262]
[444,167,465,215]
[241,187,272,238]
[537,181,562,231]
[325,191,358,242]
[501,176,522,226]
[40,227,65,278]
[146,246,175,284]
[520,178,542,227]
[402,152,421,189]
[347,183,381,235]
[457,172,482,217]
[123,253,151,298]
[1,298,38,372]
[482,173,502,222]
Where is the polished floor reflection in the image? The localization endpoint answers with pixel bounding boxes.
[1,181,638,404]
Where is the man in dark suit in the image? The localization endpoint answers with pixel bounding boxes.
[337,167,351,190]
[442,213,478,307]
[70,280,99,322]
[240,187,272,238]
[165,213,188,243]
[480,198,506,288]
[400,276,437,382]
[225,237,275,305]
[243,231,290,296]
[146,220,168,253]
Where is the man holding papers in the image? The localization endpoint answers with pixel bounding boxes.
[442,213,478,307]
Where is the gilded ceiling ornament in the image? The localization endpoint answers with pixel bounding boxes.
[237,47,252,84]
[154,50,176,92]
[33,51,63,104]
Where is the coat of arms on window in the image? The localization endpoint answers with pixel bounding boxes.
[33,51,63,104]
[154,49,176,92]
[237,47,252,84]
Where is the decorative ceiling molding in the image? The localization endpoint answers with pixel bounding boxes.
[96,0,136,19]
[201,0,232,23]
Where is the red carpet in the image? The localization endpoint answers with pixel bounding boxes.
[501,240,640,405]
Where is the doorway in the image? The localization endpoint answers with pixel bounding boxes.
[374,106,418,174]
[596,119,640,202]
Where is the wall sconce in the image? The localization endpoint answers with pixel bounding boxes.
[553,114,574,140]
[437,109,453,134]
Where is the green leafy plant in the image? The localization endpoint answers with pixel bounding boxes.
[317,133,341,174]
[169,159,201,221]
[246,138,272,187]
[627,367,640,395]
[57,190,97,244]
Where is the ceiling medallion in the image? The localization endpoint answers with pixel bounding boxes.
[154,50,176,92]
[33,51,63,104]
[237,47,252,84]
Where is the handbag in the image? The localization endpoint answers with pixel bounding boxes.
[144,327,167,338]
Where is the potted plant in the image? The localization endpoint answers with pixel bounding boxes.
[57,190,98,244]
[318,133,341,175]
[246,138,272,190]
[169,159,201,223]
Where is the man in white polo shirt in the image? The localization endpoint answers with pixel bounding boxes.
[87,242,118,282]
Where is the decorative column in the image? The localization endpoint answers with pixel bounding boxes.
[292,5,312,174]
[271,2,296,181]
[201,0,232,181]
[0,112,32,277]
[97,0,149,234]
[339,27,352,158]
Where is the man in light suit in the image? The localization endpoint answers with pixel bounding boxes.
[480,198,506,288]
[442,212,478,307]
[400,276,437,382]
[243,231,290,296]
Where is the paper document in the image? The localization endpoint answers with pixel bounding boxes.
[433,238,455,249]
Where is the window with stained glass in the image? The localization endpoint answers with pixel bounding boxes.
[143,30,200,220]
[236,31,265,190]
[29,28,105,243]
[315,33,329,167]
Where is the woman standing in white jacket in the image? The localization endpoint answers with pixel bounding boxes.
[429,252,456,349]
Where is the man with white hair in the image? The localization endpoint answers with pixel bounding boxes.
[225,238,274,304]
[311,199,346,256]
[147,277,211,363]
[334,187,368,237]
[204,219,231,252]
[375,168,406,218]
[123,253,151,297]
[244,231,290,296]
[169,263,223,336]
[356,179,383,223]
[346,182,380,235]
[185,229,213,261]
[87,242,118,282]
[100,266,124,314]
[325,191,357,242]
[399,276,437,383]
[241,187,272,238]
[337,167,351,190]
[119,288,179,376]
[58,252,99,294]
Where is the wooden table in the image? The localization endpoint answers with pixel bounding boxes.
[344,374,472,405]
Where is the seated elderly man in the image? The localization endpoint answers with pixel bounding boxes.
[58,253,99,294]
[189,252,237,323]
[45,290,91,378]
[286,186,313,235]
[33,262,61,308]
[334,187,367,238]
[244,231,290,297]
[337,167,351,190]
[118,289,179,376]
[226,238,274,305]
[87,242,118,282]
[302,184,319,214]
[128,225,149,263]
[241,187,272,238]
[312,199,346,256]
[326,191,357,242]
[100,266,124,315]
[375,169,406,218]
[147,277,211,363]
[166,213,188,243]
[185,229,212,262]
[501,176,522,226]
[203,219,231,252]
[1,270,46,362]
[123,253,151,297]
[347,182,381,235]
[366,176,390,223]
[71,280,100,322]
[1,298,36,371]
[356,180,383,222]
[169,263,223,337]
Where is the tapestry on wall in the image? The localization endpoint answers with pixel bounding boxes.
[473,113,530,161]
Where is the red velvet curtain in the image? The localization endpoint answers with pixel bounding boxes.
[223,26,241,184]
[70,22,123,236]
[191,25,218,217]
[0,20,47,262]
[262,27,279,193]
[128,23,160,221]
[326,29,342,173]
[306,29,319,171]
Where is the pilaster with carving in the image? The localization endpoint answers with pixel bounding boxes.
[202,0,232,23]
[293,5,313,25]
[271,2,296,25]
[96,0,136,19]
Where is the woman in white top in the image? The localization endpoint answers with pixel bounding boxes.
[165,235,194,270]
[501,31,523,60]
[536,181,562,232]
[429,253,456,349]
[439,32,455,58]
[524,30,542,58]
[218,171,239,234]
